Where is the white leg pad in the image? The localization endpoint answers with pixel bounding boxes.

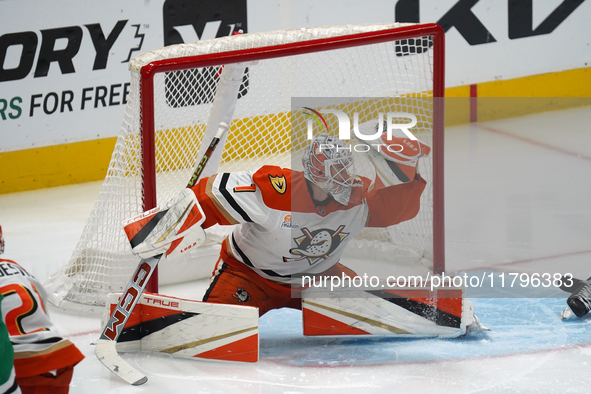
[104,292,259,362]
[302,285,477,338]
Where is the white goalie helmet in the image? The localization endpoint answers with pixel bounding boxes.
[302,134,362,205]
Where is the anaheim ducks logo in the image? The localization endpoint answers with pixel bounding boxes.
[232,287,251,304]
[269,174,287,194]
[283,226,349,265]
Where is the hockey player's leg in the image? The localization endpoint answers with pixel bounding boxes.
[15,366,74,394]
[203,258,301,316]
[203,260,266,312]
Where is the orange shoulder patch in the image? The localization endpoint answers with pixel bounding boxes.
[253,166,291,211]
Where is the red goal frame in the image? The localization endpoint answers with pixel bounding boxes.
[138,23,446,292]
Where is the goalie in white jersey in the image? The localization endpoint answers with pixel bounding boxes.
[0,226,84,394]
[129,130,429,317]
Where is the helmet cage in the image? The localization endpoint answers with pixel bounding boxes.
[303,135,361,205]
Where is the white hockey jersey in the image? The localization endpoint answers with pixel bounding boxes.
[0,259,84,378]
[192,166,426,284]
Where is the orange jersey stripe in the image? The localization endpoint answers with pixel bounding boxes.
[192,174,238,228]
[233,184,256,193]
[13,341,84,378]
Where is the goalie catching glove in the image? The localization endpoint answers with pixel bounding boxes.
[354,119,431,186]
[123,189,206,259]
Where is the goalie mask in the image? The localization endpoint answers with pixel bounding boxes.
[302,134,361,205]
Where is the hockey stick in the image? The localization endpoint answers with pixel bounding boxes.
[95,122,230,385]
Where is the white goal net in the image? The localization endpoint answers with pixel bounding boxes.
[45,23,445,309]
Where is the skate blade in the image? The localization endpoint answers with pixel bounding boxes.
[561,306,574,320]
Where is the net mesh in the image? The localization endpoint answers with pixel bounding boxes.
[45,23,441,308]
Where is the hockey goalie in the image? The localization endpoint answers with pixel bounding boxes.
[115,124,485,364]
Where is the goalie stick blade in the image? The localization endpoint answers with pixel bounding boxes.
[96,254,161,385]
[95,339,147,385]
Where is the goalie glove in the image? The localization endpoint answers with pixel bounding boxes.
[354,120,431,186]
[123,189,206,259]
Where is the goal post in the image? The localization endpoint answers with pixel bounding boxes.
[45,23,445,309]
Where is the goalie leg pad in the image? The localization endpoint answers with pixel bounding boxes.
[123,189,206,259]
[302,285,477,338]
[104,292,259,362]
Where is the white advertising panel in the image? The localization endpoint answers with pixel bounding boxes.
[1,0,589,152]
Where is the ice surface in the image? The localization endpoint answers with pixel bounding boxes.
[1,106,591,393]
